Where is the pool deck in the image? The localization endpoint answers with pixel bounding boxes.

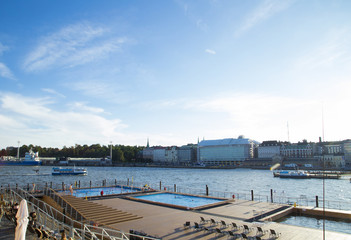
[93,197,351,239]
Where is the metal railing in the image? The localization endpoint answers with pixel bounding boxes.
[0,187,160,240]
[5,179,351,211]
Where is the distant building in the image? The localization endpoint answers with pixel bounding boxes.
[258,141,281,159]
[153,147,166,162]
[280,141,313,158]
[165,146,178,163]
[197,136,259,166]
[178,144,197,165]
[342,140,351,169]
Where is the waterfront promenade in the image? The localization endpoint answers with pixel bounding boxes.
[93,197,351,240]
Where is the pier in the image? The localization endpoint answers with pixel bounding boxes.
[93,197,351,239]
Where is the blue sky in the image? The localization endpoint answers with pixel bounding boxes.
[1,0,351,148]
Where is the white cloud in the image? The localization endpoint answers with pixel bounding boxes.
[205,49,216,55]
[41,88,66,98]
[0,93,128,147]
[23,23,128,72]
[0,62,16,80]
[235,0,294,37]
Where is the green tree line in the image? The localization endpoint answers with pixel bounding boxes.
[0,144,145,163]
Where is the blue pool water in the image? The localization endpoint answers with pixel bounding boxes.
[133,193,223,208]
[60,186,139,197]
[278,215,351,235]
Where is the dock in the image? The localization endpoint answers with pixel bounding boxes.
[88,197,351,239]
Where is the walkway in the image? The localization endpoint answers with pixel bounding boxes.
[93,197,351,240]
[61,195,142,227]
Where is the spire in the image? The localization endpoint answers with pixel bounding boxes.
[147,138,150,148]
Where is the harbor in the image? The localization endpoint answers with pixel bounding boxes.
[1,166,351,239]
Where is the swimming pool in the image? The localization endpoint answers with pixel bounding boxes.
[277,215,351,235]
[60,185,142,198]
[127,192,230,210]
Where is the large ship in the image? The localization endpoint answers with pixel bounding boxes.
[0,148,41,166]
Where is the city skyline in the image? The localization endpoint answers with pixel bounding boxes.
[1,1,351,148]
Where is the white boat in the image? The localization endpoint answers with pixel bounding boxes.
[52,167,87,176]
[274,170,310,179]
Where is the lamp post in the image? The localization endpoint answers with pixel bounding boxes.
[110,141,113,161]
[17,141,20,160]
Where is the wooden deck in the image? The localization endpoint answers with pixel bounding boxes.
[92,197,351,240]
[61,195,142,227]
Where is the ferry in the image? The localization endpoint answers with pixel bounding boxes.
[0,148,41,166]
[273,170,310,179]
[52,167,87,176]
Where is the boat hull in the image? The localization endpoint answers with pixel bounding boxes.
[0,161,41,166]
[52,167,87,176]
[52,172,87,176]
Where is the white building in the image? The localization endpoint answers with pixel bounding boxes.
[197,136,259,166]
[258,141,281,159]
[153,147,166,162]
[165,146,178,163]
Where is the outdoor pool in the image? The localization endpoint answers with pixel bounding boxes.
[277,215,351,235]
[60,185,141,197]
[130,192,229,210]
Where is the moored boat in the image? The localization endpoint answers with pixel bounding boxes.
[274,170,310,179]
[52,167,87,175]
[0,148,41,166]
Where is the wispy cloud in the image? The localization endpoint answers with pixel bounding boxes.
[0,62,16,80]
[0,92,127,147]
[23,22,128,72]
[235,0,294,37]
[0,42,9,56]
[69,79,130,104]
[296,29,351,69]
[69,102,105,114]
[41,88,66,98]
[205,49,216,55]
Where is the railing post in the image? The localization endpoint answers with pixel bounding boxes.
[174,184,176,192]
[316,196,319,208]
[159,181,162,190]
[270,189,273,203]
[206,185,209,196]
[251,190,254,201]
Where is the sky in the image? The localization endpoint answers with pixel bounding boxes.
[1,0,351,148]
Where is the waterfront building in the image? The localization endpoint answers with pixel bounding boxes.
[165,146,178,164]
[342,139,351,169]
[257,141,281,159]
[280,141,313,158]
[319,155,345,168]
[153,147,166,162]
[197,136,259,166]
[178,144,197,165]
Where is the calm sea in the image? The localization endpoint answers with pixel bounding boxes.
[0,166,350,206]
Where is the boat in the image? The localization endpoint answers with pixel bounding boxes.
[52,167,87,175]
[273,170,310,179]
[0,148,41,166]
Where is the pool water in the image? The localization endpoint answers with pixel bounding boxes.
[133,193,223,208]
[60,186,140,197]
[278,215,351,235]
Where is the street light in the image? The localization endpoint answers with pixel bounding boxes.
[17,141,20,160]
[110,141,113,161]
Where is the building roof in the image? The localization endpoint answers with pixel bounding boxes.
[198,138,259,147]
